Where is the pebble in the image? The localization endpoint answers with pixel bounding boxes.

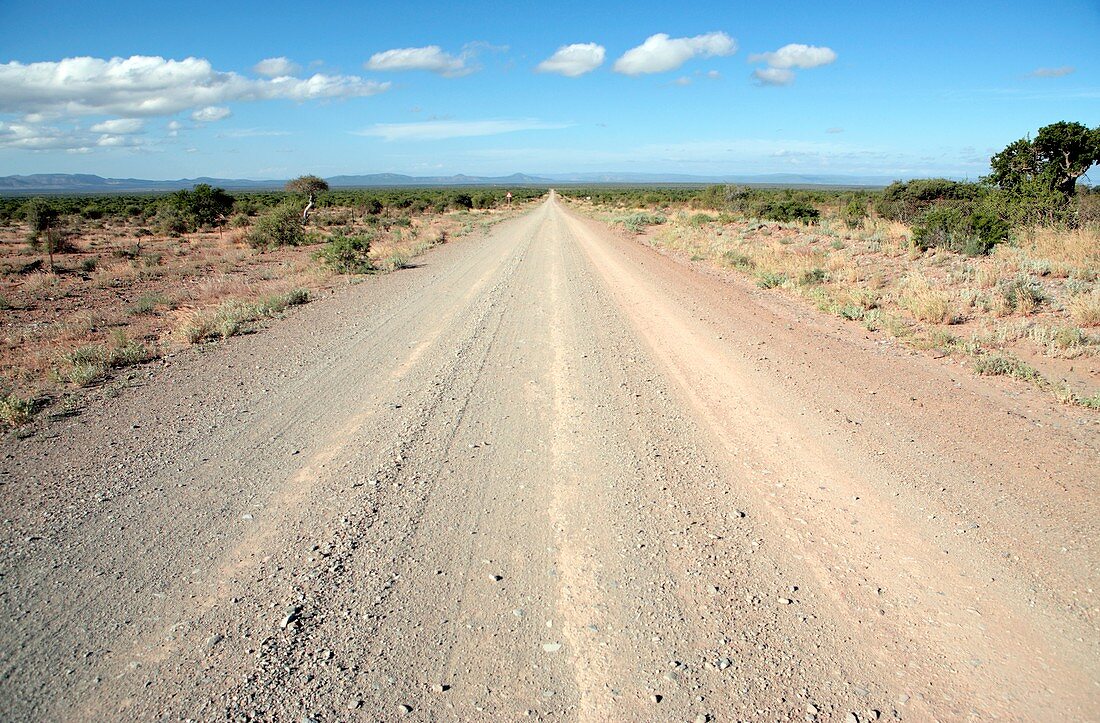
[280,605,302,629]
[398,704,412,714]
[651,694,662,704]
[347,699,361,710]
[716,658,731,670]
[695,716,709,723]
[846,714,859,723]
[491,575,503,582]
[806,703,819,715]
[431,684,446,693]
[779,598,792,605]
[542,643,562,652]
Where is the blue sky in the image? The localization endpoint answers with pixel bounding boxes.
[0,0,1096,180]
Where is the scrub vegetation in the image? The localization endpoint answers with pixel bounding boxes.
[0,183,544,427]
[561,121,1100,407]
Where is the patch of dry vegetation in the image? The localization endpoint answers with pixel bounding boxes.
[0,200,529,428]
[572,199,1100,407]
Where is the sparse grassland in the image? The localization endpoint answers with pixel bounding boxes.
[0,187,543,428]
[564,187,1100,407]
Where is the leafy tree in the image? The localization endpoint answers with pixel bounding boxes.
[164,184,234,230]
[285,174,329,224]
[988,121,1100,198]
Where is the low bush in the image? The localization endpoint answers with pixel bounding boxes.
[756,271,787,288]
[617,212,666,233]
[247,202,306,249]
[754,199,819,224]
[842,199,867,229]
[315,231,374,273]
[0,394,36,427]
[911,207,1009,256]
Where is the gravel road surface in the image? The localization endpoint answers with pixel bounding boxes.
[1,194,1097,721]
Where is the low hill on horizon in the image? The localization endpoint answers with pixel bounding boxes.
[0,171,920,194]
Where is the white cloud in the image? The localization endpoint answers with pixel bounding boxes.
[254,57,301,77]
[89,118,144,133]
[96,133,142,147]
[0,120,77,150]
[706,70,721,79]
[752,68,795,86]
[749,44,837,69]
[536,43,605,77]
[674,76,692,87]
[191,106,231,122]
[613,32,736,75]
[1029,66,1074,78]
[0,56,390,118]
[0,118,144,151]
[354,118,572,142]
[826,127,844,134]
[364,46,470,76]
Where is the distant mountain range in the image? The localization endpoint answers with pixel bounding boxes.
[0,171,910,194]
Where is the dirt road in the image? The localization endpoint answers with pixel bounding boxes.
[1,194,1097,721]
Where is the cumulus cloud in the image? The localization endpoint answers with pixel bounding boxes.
[0,118,145,152]
[1029,66,1074,78]
[254,57,301,77]
[0,120,79,150]
[752,68,795,86]
[536,43,605,77]
[673,76,692,87]
[89,118,144,133]
[191,106,231,122]
[826,127,844,134]
[0,55,390,118]
[364,46,471,76]
[354,118,572,142]
[749,44,837,69]
[613,32,736,75]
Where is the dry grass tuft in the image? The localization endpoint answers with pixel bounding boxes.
[898,274,956,324]
[1067,288,1100,327]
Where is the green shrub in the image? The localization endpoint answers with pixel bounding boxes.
[876,179,981,222]
[617,212,666,233]
[754,199,819,224]
[973,352,1042,382]
[316,231,374,273]
[842,199,867,229]
[756,271,787,288]
[247,202,306,249]
[21,198,59,243]
[721,250,755,269]
[912,206,1008,256]
[154,205,190,235]
[0,394,36,427]
[799,268,827,285]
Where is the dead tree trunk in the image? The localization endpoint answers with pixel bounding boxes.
[301,193,315,224]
